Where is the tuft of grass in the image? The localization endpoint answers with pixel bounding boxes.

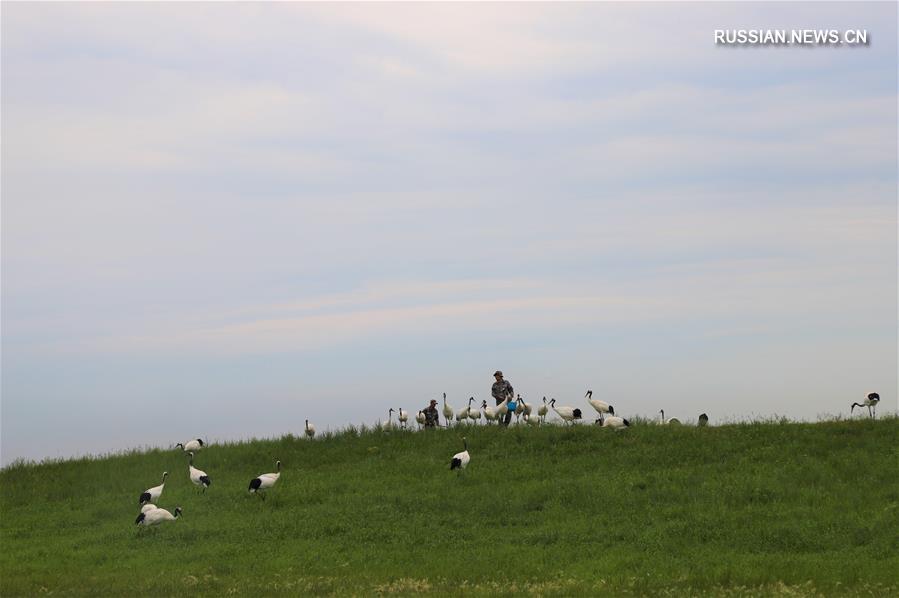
[1,417,897,596]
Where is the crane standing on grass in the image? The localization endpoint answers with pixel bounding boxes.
[851,392,880,418]
[550,398,582,424]
[442,393,454,426]
[187,452,211,493]
[139,472,168,506]
[585,390,614,424]
[450,437,471,473]
[248,460,282,500]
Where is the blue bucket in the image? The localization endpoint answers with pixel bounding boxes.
[507,401,518,412]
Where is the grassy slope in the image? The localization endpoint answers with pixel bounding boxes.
[1,418,897,596]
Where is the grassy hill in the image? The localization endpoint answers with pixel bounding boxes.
[2,417,897,596]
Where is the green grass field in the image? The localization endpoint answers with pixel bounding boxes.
[2,417,897,596]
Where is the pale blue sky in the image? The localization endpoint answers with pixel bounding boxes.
[2,2,896,465]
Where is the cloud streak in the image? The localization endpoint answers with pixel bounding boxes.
[2,2,896,464]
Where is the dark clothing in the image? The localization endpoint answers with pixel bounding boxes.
[492,378,514,426]
[423,405,439,428]
[492,379,514,404]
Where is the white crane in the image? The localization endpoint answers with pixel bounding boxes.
[518,395,532,418]
[386,408,395,429]
[305,419,316,439]
[496,394,511,418]
[601,416,630,430]
[135,506,182,527]
[455,399,470,424]
[511,394,527,424]
[550,398,582,424]
[467,397,481,424]
[585,390,615,424]
[176,439,204,452]
[187,452,211,492]
[698,413,709,427]
[659,409,681,425]
[537,397,549,423]
[398,408,409,429]
[442,393,454,425]
[248,460,281,500]
[416,410,426,429]
[138,472,168,506]
[482,400,499,424]
[450,437,470,472]
[851,392,880,418]
[524,413,540,427]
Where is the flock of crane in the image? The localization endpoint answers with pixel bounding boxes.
[132,391,881,528]
[387,390,700,430]
[391,390,883,430]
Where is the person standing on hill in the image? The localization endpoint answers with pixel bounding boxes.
[492,370,514,427]
[422,399,440,428]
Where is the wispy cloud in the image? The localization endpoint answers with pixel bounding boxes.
[2,2,895,464]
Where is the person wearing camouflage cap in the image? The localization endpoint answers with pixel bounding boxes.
[421,399,440,428]
[491,371,514,427]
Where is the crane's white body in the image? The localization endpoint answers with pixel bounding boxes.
[136,506,181,527]
[602,416,630,430]
[585,390,614,423]
[518,396,532,417]
[467,398,481,423]
[537,397,549,422]
[398,408,409,429]
[482,400,499,423]
[659,409,681,425]
[188,452,211,491]
[442,393,454,423]
[496,395,510,416]
[249,460,282,498]
[305,420,316,438]
[450,437,471,471]
[139,472,168,505]
[177,439,204,452]
[852,393,880,418]
[550,399,582,424]
[416,410,426,428]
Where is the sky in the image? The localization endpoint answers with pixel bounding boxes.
[2,2,896,465]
